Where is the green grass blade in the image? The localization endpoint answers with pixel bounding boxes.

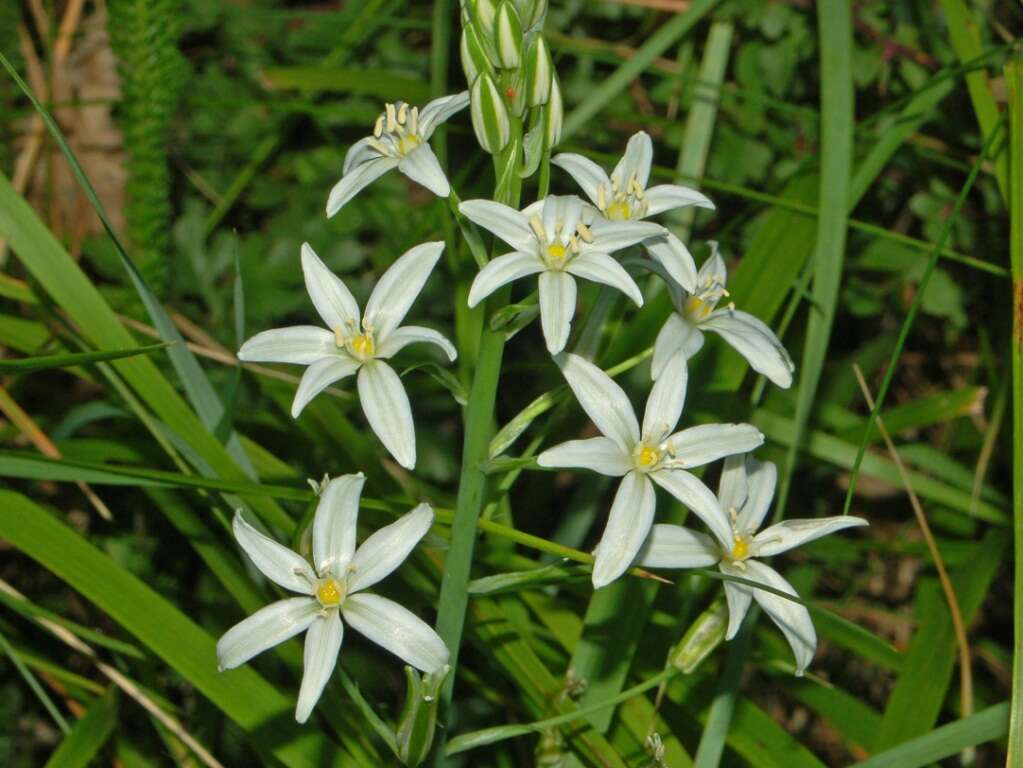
[0,624,70,734]
[42,689,118,768]
[780,0,854,515]
[0,343,170,373]
[853,702,1008,768]
[1005,55,1023,767]
[561,0,721,140]
[0,490,347,767]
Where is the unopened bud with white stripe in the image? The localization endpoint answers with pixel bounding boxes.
[470,72,511,154]
[460,24,492,85]
[471,0,499,37]
[515,0,547,31]
[544,74,563,147]
[493,1,523,69]
[525,37,553,106]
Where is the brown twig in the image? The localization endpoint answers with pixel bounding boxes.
[853,365,973,727]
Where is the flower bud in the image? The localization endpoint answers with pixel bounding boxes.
[460,24,492,85]
[544,74,563,147]
[515,0,547,30]
[493,2,523,69]
[470,73,511,154]
[396,665,449,767]
[525,37,553,106]
[471,0,499,38]
[670,599,728,673]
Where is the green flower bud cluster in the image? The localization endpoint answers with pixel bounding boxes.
[462,0,561,154]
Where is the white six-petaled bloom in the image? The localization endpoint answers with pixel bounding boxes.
[216,473,449,723]
[552,130,714,292]
[637,454,868,674]
[459,194,662,354]
[537,353,764,588]
[237,241,455,469]
[327,92,469,217]
[650,241,794,388]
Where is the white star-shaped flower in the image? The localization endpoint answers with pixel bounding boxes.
[217,473,448,723]
[327,92,469,217]
[651,241,794,388]
[537,353,764,588]
[459,194,662,354]
[637,455,868,674]
[238,241,455,469]
[552,131,714,292]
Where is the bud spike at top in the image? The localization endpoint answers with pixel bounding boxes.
[526,37,553,106]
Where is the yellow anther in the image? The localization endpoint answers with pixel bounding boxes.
[386,103,397,131]
[397,102,408,124]
[410,106,419,134]
[576,221,594,243]
[596,184,607,211]
[730,537,749,561]
[529,215,546,241]
[316,578,344,607]
[334,326,347,347]
[350,333,375,359]
[546,243,567,262]
[373,115,384,138]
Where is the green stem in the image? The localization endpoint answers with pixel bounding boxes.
[1004,57,1023,768]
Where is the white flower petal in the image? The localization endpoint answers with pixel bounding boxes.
[342,593,449,673]
[348,503,434,594]
[295,612,344,723]
[301,243,361,331]
[719,567,753,640]
[611,131,653,190]
[641,351,688,441]
[643,231,699,293]
[536,436,631,476]
[366,244,444,336]
[291,356,361,418]
[699,243,727,286]
[326,156,400,217]
[542,195,583,240]
[650,469,733,549]
[702,309,794,388]
[238,326,337,365]
[734,457,775,535]
[313,473,365,577]
[217,597,319,670]
[667,423,764,469]
[754,516,868,558]
[743,560,817,675]
[467,251,544,307]
[716,454,749,520]
[418,90,470,138]
[551,152,611,207]
[364,241,444,339]
[232,513,315,594]
[565,252,643,306]
[651,314,703,380]
[586,219,663,252]
[343,137,384,174]
[358,361,416,469]
[636,524,719,568]
[459,200,534,252]
[643,184,715,216]
[538,270,577,354]
[557,353,640,453]
[592,471,655,588]
[375,325,457,362]
[398,144,450,197]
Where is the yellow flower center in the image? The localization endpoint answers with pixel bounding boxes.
[315,578,344,607]
[397,133,421,155]
[350,333,375,358]
[606,199,632,221]
[685,296,712,322]
[730,536,749,561]
[546,242,567,263]
[633,442,663,472]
